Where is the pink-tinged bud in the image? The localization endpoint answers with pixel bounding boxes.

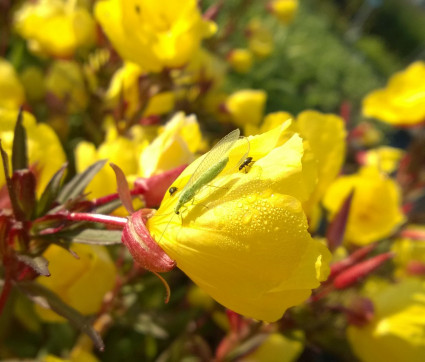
[11,170,36,220]
[226,309,243,334]
[121,210,175,272]
[400,226,425,240]
[0,214,12,257]
[346,298,374,327]
[333,252,394,289]
[134,165,187,208]
[329,244,376,279]
[203,1,223,21]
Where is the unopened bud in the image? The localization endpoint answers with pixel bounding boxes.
[11,169,36,220]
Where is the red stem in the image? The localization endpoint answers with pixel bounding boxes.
[66,212,127,228]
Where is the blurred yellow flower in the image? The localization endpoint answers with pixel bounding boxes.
[35,243,116,322]
[225,89,267,128]
[14,0,96,58]
[75,112,201,202]
[0,109,66,196]
[95,0,216,72]
[106,62,175,118]
[147,122,331,322]
[297,111,346,216]
[347,278,425,362]
[268,0,299,24]
[362,61,425,126]
[246,18,274,58]
[227,49,254,74]
[242,332,304,362]
[0,58,25,109]
[362,146,404,174]
[323,167,404,245]
[45,60,88,112]
[392,236,425,278]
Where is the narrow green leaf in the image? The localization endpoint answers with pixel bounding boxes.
[66,229,122,245]
[15,254,50,276]
[37,163,68,216]
[12,108,28,172]
[16,281,104,351]
[57,160,107,203]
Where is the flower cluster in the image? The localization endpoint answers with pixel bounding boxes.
[1,1,425,361]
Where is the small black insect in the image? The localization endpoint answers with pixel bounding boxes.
[168,186,178,196]
[239,157,254,173]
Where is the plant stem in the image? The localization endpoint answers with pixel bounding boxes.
[66,212,128,228]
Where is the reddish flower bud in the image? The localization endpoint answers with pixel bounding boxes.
[346,297,374,327]
[333,252,394,289]
[121,210,175,272]
[134,165,186,208]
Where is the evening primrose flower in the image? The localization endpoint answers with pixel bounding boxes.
[95,0,216,72]
[361,146,404,174]
[146,121,331,322]
[0,109,65,196]
[75,112,201,201]
[347,278,425,362]
[14,0,95,58]
[106,62,175,118]
[35,244,116,322]
[0,58,25,109]
[323,167,404,245]
[246,19,274,58]
[225,90,267,128]
[296,111,346,216]
[268,0,299,24]
[227,49,254,74]
[362,61,425,126]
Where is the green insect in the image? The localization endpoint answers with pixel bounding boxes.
[172,128,249,215]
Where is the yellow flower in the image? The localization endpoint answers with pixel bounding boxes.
[35,243,116,322]
[268,0,299,24]
[0,109,66,196]
[246,18,274,58]
[227,49,254,74]
[75,119,148,201]
[323,167,404,245]
[362,146,404,174]
[362,61,425,126]
[347,278,425,362]
[14,0,95,58]
[392,236,425,278]
[0,58,25,109]
[245,111,293,136]
[296,111,346,216]
[95,0,216,72]
[225,89,267,128]
[242,332,304,362]
[45,60,88,112]
[147,122,331,322]
[106,62,175,118]
[75,112,201,202]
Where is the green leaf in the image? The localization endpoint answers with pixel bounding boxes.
[65,229,122,245]
[16,281,105,351]
[94,198,124,215]
[15,253,50,276]
[12,108,28,172]
[36,163,68,216]
[56,160,107,203]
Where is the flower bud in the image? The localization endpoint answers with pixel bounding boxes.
[122,210,175,272]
